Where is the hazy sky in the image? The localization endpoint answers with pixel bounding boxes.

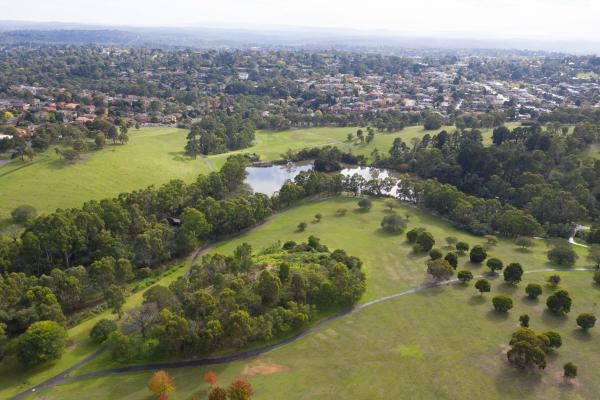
[3,0,600,40]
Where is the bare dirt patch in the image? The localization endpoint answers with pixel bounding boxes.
[242,362,290,376]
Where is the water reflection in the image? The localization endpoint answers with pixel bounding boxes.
[244,163,313,195]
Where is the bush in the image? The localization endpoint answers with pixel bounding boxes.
[11,205,37,224]
[457,270,473,283]
[594,271,600,286]
[475,278,491,295]
[515,236,534,249]
[546,290,572,316]
[503,263,524,284]
[429,248,443,260]
[469,245,487,263]
[492,295,513,312]
[16,321,67,367]
[426,258,454,281]
[444,252,458,268]
[335,208,347,217]
[455,241,469,254]
[445,236,458,247]
[297,222,307,232]
[525,283,543,299]
[414,231,435,253]
[543,330,562,349]
[357,198,372,211]
[547,242,578,265]
[486,258,503,273]
[380,214,407,234]
[314,213,322,222]
[519,314,530,327]
[406,228,424,243]
[547,274,561,287]
[576,313,596,330]
[564,362,578,379]
[90,319,118,343]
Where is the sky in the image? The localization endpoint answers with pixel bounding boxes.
[3,0,600,41]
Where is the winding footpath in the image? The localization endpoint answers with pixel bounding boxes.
[11,267,596,399]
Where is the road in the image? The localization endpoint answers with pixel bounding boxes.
[11,267,595,399]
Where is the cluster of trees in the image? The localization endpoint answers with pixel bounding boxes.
[103,237,365,361]
[185,114,255,156]
[286,145,366,172]
[378,124,600,236]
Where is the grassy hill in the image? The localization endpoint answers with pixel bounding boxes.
[17,197,597,400]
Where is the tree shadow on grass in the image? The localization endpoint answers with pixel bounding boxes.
[497,282,519,295]
[486,310,510,322]
[451,282,469,291]
[373,229,404,238]
[571,328,593,342]
[494,363,543,397]
[468,295,487,305]
[541,309,568,328]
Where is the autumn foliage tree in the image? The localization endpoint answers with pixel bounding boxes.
[228,379,254,400]
[148,370,175,398]
[204,370,218,385]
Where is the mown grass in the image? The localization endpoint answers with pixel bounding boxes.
[22,197,596,400]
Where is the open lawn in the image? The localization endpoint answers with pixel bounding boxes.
[16,197,596,399]
[0,123,519,221]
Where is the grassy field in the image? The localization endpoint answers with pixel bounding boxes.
[0,123,517,220]
[21,197,596,400]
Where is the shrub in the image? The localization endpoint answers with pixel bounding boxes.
[444,252,458,268]
[457,270,473,283]
[515,236,534,249]
[486,258,504,273]
[543,331,562,349]
[519,314,530,327]
[429,248,443,260]
[380,213,407,234]
[503,263,524,285]
[469,245,487,263]
[546,290,572,316]
[11,205,37,224]
[564,362,578,379]
[406,228,423,243]
[594,270,600,286]
[525,283,543,299]
[576,313,596,330]
[445,236,458,247]
[90,319,118,343]
[357,198,372,211]
[297,222,307,232]
[492,295,513,313]
[547,242,578,266]
[336,208,347,217]
[475,279,491,295]
[547,274,561,287]
[455,241,469,254]
[414,231,435,252]
[314,213,322,222]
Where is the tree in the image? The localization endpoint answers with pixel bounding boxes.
[415,231,435,253]
[227,379,253,400]
[297,222,307,232]
[547,242,578,266]
[455,241,469,255]
[204,371,218,385]
[104,285,126,319]
[469,245,487,263]
[445,236,458,247]
[115,258,134,284]
[16,321,67,367]
[429,248,443,260]
[576,313,596,331]
[546,290,572,316]
[208,387,227,400]
[475,279,491,295]
[314,213,322,222]
[543,331,562,349]
[406,228,424,243]
[503,263,524,285]
[519,314,530,327]
[564,362,578,380]
[426,258,454,281]
[380,214,407,234]
[148,370,175,398]
[515,237,534,250]
[444,252,458,268]
[90,319,117,343]
[492,295,514,313]
[486,258,503,274]
[385,199,398,212]
[525,283,543,299]
[257,270,281,306]
[11,205,37,224]
[507,327,547,370]
[457,270,473,283]
[181,207,211,239]
[547,274,561,287]
[357,198,372,211]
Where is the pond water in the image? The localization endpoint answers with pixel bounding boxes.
[245,162,400,197]
[244,163,313,196]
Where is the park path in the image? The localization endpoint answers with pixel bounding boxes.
[11,267,596,399]
[201,156,215,172]
[0,155,53,178]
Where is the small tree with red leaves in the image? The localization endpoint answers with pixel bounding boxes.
[228,379,253,400]
[204,370,218,386]
[208,386,227,400]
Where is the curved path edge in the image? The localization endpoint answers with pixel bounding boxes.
[11,267,596,399]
